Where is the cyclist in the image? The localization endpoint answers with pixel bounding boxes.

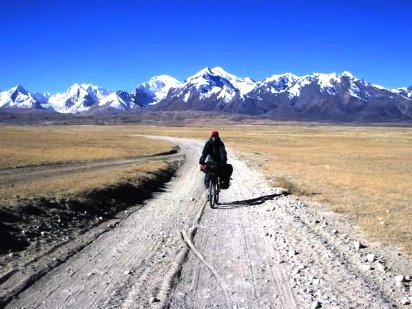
[199,130,230,189]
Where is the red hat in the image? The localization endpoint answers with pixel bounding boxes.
[210,130,219,137]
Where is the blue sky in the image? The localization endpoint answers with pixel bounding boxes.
[1,0,411,93]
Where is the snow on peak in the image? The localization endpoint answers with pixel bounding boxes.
[390,87,412,99]
[313,73,339,89]
[260,73,300,96]
[263,73,299,83]
[186,67,214,82]
[143,75,181,89]
[210,67,256,94]
[45,83,112,113]
[0,85,37,108]
[65,83,111,98]
[185,67,256,95]
[210,67,233,78]
[98,92,134,109]
[372,84,386,90]
[342,71,355,78]
[139,74,181,102]
[67,83,88,97]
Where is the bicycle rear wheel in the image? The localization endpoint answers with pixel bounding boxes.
[209,179,215,209]
[215,180,219,205]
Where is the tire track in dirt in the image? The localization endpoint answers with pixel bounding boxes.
[167,152,297,308]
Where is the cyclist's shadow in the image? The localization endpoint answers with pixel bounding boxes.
[215,192,287,209]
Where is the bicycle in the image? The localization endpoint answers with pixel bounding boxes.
[205,162,220,209]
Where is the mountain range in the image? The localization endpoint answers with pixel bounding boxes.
[1,67,411,121]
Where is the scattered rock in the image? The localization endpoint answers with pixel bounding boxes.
[311,299,322,309]
[400,298,410,305]
[149,296,160,303]
[353,241,365,250]
[376,263,386,272]
[297,264,306,271]
[395,275,405,283]
[288,249,298,257]
[312,278,321,286]
[395,275,405,287]
[361,264,373,271]
[366,253,376,263]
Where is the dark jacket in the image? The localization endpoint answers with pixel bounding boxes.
[199,138,227,164]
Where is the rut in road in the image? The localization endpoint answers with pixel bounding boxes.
[6,137,405,308]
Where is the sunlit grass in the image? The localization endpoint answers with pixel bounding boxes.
[0,125,174,168]
[0,160,170,205]
[0,125,175,207]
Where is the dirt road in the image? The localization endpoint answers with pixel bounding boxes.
[5,138,411,308]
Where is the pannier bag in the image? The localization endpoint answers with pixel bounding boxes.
[220,163,233,189]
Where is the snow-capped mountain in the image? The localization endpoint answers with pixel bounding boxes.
[1,67,411,121]
[391,86,412,99]
[258,73,299,94]
[96,90,138,111]
[153,69,412,120]
[133,75,181,106]
[153,67,256,111]
[47,83,112,113]
[244,72,412,120]
[203,67,256,95]
[0,85,43,109]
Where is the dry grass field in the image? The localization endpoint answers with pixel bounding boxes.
[0,125,174,168]
[0,160,170,205]
[136,124,412,255]
[0,125,176,206]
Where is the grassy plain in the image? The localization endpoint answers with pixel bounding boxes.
[0,125,175,204]
[136,124,412,255]
[0,125,173,168]
[0,161,169,204]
